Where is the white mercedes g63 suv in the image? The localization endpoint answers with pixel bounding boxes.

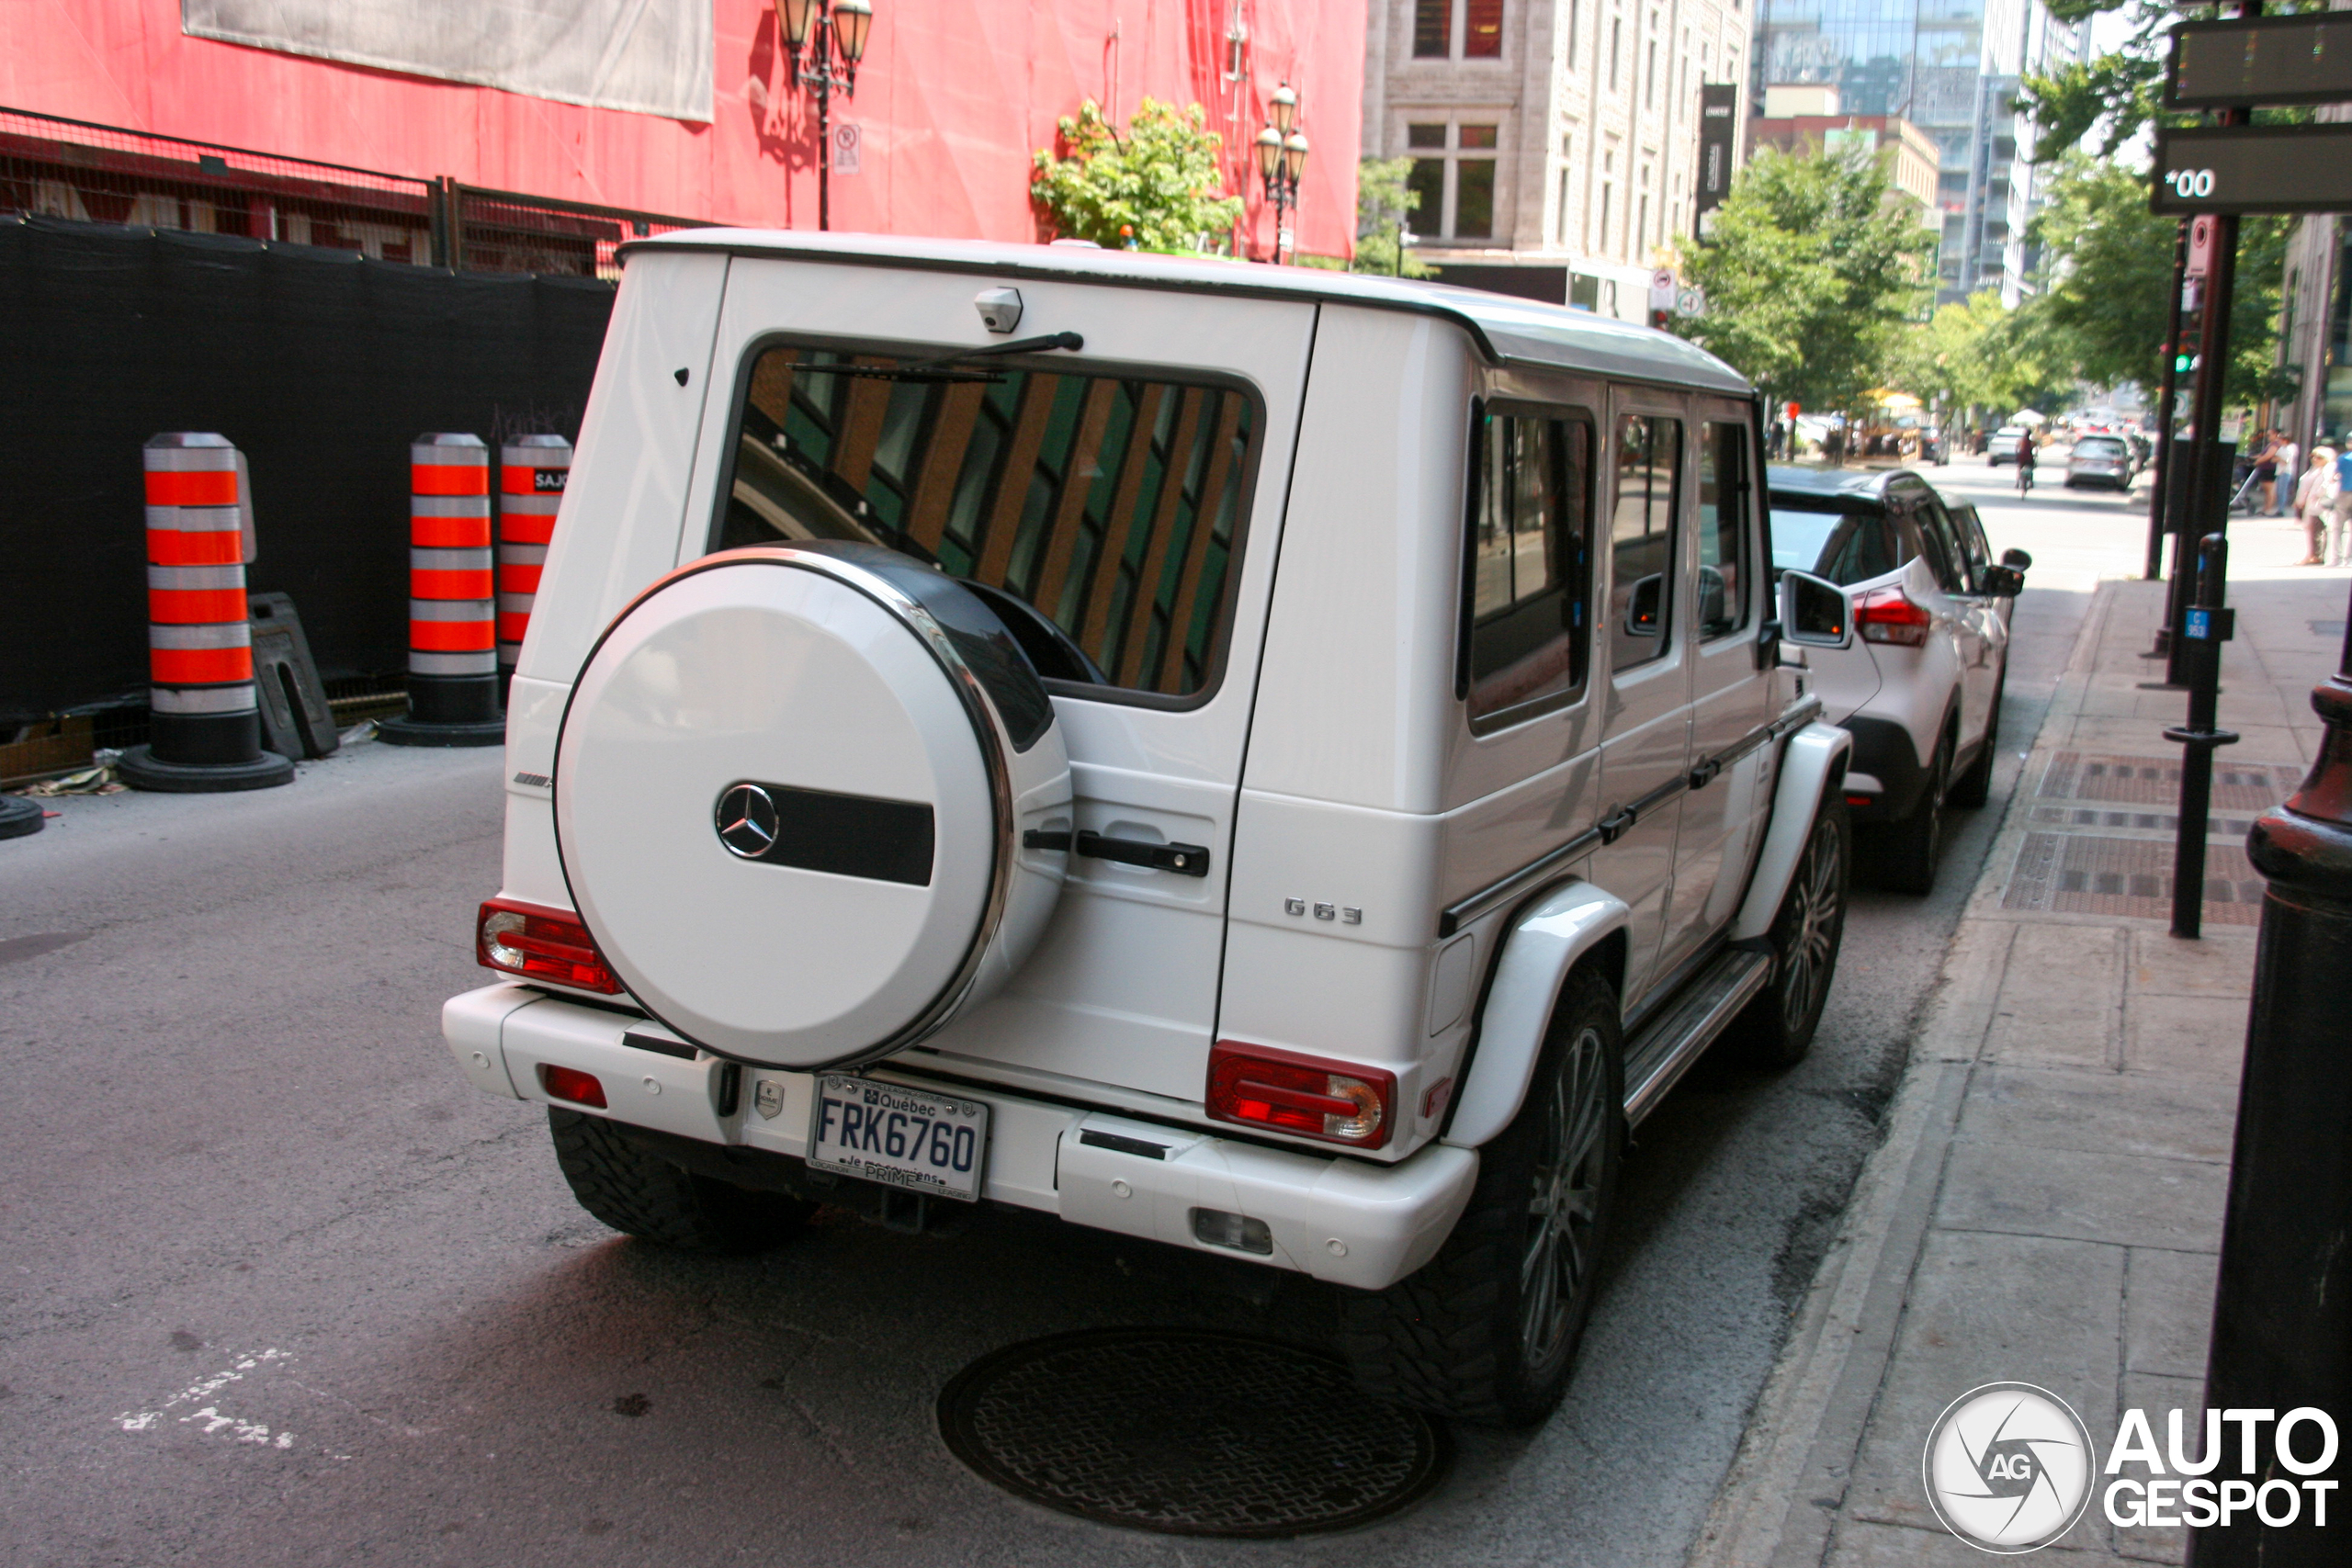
[442,232,1857,1427]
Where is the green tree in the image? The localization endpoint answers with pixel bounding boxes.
[1673,146,1934,413]
[1031,98,1243,252]
[2029,152,2293,407]
[1351,157,1434,276]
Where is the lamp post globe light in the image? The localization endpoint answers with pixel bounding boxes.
[1256,84,1306,263]
[778,0,873,231]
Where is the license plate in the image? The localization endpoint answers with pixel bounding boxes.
[807,1076,989,1202]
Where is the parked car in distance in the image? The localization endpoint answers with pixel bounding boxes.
[441,234,1862,1429]
[2066,434,2138,491]
[1985,424,2030,466]
[1767,466,2027,892]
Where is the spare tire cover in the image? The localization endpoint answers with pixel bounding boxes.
[555,543,1072,1070]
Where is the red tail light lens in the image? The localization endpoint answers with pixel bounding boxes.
[537,1064,607,1109]
[1854,584,1932,647]
[477,897,623,994]
[1206,1042,1395,1149]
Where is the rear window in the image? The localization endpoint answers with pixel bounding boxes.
[715,342,1260,700]
[1770,503,1908,586]
[2075,437,2125,457]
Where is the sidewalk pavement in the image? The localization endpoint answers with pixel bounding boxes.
[1689,561,2352,1567]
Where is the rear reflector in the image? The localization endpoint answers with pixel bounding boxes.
[1846,794,1874,807]
[538,1064,607,1109]
[1190,1208,1274,1255]
[477,897,623,994]
[1205,1041,1395,1149]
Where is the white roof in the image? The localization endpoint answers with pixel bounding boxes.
[624,229,1753,397]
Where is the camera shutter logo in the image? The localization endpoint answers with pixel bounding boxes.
[1923,1382,2095,1552]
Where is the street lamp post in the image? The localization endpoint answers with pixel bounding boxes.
[779,0,873,231]
[1255,85,1307,263]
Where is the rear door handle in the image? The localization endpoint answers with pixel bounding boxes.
[1023,829,1212,877]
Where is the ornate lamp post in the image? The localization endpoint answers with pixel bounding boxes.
[779,0,874,231]
[1255,85,1307,263]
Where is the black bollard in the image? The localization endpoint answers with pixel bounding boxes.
[2187,588,2352,1565]
[2165,534,2238,938]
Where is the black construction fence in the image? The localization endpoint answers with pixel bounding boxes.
[0,107,711,779]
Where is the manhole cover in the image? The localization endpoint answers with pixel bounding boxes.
[938,1328,1450,1538]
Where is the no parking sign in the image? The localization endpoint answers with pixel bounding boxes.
[831,121,861,175]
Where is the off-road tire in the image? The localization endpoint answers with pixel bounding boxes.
[1875,726,1952,895]
[1948,666,2006,809]
[548,1108,813,1254]
[1730,795,1850,1067]
[1337,969,1624,1428]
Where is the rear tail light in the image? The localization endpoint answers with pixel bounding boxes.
[1854,584,1932,647]
[1206,1042,1395,1150]
[477,897,624,994]
[537,1064,607,1109]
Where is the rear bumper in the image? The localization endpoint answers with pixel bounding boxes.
[1839,716,1931,820]
[444,983,1478,1292]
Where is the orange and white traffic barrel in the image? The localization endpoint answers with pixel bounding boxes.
[381,433,504,746]
[118,433,294,793]
[496,434,571,693]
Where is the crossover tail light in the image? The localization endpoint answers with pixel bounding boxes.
[537,1064,607,1109]
[1854,584,1932,647]
[1206,1042,1395,1150]
[477,897,624,994]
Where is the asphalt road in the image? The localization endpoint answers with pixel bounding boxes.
[0,457,2149,1566]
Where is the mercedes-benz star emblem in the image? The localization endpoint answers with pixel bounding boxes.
[715,783,779,860]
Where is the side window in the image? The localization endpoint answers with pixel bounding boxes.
[1464,403,1595,728]
[1696,421,1752,640]
[1910,496,1970,593]
[1609,413,1683,671]
[717,344,1258,698]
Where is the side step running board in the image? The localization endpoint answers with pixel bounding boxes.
[1621,947,1772,1126]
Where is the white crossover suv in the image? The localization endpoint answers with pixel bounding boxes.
[1767,467,2027,893]
[443,233,1858,1427]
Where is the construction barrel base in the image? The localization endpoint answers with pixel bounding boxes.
[117,743,295,793]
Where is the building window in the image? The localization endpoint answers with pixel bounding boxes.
[1464,0,1503,57]
[1415,0,1503,61]
[1457,161,1496,238]
[1413,0,1449,57]
[1645,39,1657,107]
[1406,123,1499,243]
[1558,168,1572,245]
[1637,193,1649,254]
[1566,0,1578,68]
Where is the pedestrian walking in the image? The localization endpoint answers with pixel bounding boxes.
[2334,442,2352,567]
[2251,429,2280,514]
[2294,446,2339,565]
[2273,433,2300,515]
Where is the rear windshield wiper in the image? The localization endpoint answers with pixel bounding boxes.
[829,332,1085,383]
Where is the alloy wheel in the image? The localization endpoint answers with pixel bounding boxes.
[1519,1025,1611,1373]
[1780,815,1845,1034]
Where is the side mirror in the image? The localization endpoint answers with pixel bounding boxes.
[2001,548,2033,570]
[1623,573,1665,637]
[1978,564,2025,598]
[1779,570,1851,649]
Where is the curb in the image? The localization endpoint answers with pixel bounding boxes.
[1685,579,2123,1568]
